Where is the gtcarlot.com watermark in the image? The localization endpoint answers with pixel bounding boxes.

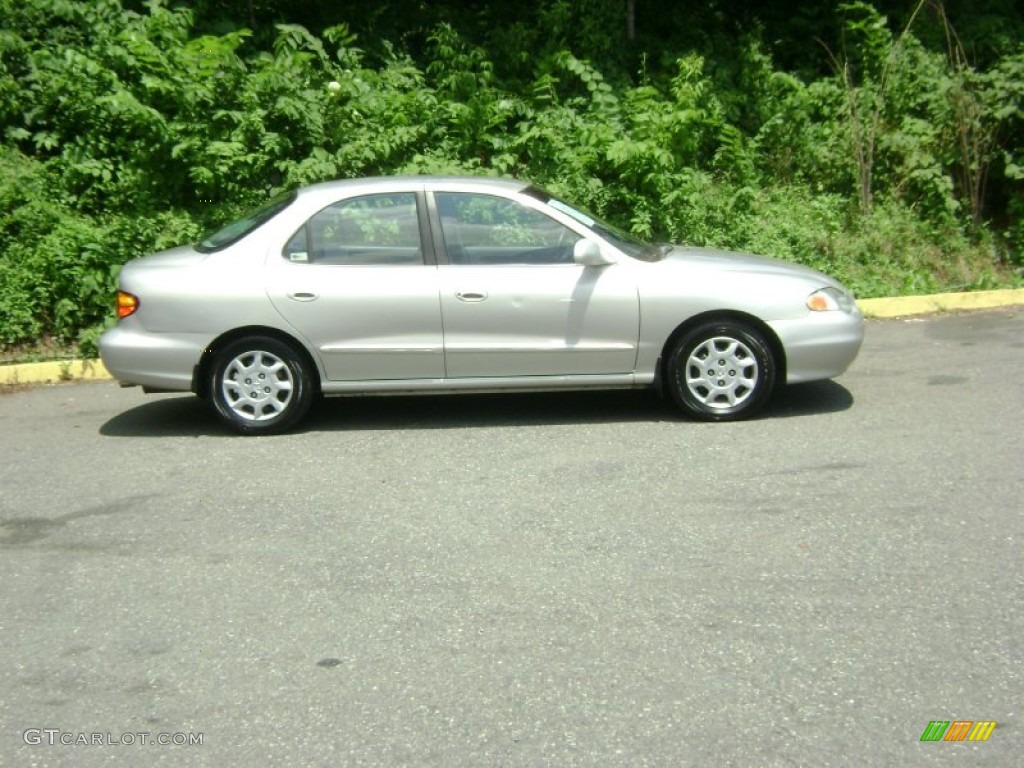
[23,729,203,747]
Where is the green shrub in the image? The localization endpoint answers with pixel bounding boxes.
[0,0,1021,354]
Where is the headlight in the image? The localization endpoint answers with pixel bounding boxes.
[806,286,855,313]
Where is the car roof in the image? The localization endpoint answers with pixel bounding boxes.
[296,175,532,200]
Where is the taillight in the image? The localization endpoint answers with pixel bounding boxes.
[117,291,139,319]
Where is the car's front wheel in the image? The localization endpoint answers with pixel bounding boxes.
[666,320,776,421]
[209,337,314,434]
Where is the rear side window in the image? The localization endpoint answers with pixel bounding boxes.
[196,190,297,253]
[283,193,423,265]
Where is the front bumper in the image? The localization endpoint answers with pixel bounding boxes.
[769,307,865,384]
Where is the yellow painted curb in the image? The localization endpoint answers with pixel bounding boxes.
[858,288,1024,318]
[0,358,112,385]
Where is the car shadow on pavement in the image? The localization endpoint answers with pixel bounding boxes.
[99,394,225,437]
[312,389,672,431]
[99,380,852,437]
[764,380,854,418]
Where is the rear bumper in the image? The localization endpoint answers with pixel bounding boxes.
[769,308,865,384]
[99,323,209,392]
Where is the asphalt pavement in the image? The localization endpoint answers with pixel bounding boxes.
[0,309,1021,767]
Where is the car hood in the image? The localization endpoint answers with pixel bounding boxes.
[660,245,839,286]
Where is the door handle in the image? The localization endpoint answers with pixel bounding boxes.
[455,291,487,302]
[287,292,319,302]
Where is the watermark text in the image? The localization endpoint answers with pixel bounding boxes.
[23,729,203,747]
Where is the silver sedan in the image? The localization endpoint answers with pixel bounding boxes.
[100,176,864,434]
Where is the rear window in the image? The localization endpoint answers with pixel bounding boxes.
[195,190,297,253]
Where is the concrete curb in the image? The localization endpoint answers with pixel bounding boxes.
[2,288,1022,386]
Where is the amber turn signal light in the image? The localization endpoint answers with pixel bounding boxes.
[116,291,139,319]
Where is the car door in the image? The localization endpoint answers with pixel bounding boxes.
[266,191,444,381]
[432,190,640,378]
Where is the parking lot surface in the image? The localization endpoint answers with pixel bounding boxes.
[1,309,1021,766]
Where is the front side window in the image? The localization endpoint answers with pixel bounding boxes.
[435,192,580,265]
[284,192,422,265]
[523,186,664,262]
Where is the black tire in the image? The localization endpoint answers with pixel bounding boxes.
[666,320,776,421]
[209,336,314,434]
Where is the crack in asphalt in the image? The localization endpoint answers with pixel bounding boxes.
[0,495,155,548]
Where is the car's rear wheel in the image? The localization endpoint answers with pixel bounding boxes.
[209,337,313,434]
[666,320,775,421]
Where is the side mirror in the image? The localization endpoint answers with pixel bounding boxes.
[573,238,614,267]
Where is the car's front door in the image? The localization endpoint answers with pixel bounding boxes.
[432,191,640,378]
[266,191,444,381]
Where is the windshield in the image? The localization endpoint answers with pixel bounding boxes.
[523,186,664,262]
[195,190,297,253]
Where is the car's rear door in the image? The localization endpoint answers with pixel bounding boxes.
[266,190,445,381]
[431,190,640,378]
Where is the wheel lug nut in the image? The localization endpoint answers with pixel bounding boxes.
[264,387,270,393]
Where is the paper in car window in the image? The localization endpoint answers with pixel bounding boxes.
[288,251,309,263]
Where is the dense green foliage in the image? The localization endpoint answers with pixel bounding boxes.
[1,0,1022,355]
